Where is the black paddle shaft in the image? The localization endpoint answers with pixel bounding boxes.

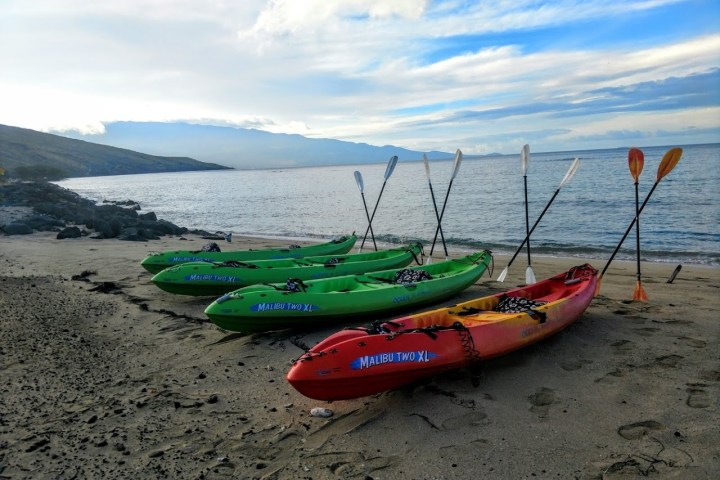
[524,175,532,265]
[601,181,660,276]
[360,192,377,251]
[427,180,449,257]
[505,188,561,270]
[360,180,388,251]
[429,179,455,257]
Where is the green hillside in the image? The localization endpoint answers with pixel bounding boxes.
[0,124,231,179]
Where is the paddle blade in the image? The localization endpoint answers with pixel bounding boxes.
[594,275,603,296]
[384,155,399,180]
[628,148,644,182]
[525,265,536,285]
[559,157,580,188]
[423,154,431,179]
[497,266,508,282]
[425,256,433,265]
[656,147,682,181]
[521,144,530,175]
[633,280,649,302]
[353,170,364,193]
[450,149,463,180]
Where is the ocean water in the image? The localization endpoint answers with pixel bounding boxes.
[56,144,720,266]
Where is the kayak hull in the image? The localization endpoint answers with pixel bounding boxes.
[286,264,598,401]
[150,243,423,296]
[140,234,357,274]
[204,250,493,333]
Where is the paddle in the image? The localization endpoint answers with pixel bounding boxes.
[596,147,682,295]
[628,148,648,301]
[354,170,377,252]
[521,144,536,284]
[497,157,580,282]
[427,149,463,263]
[358,155,399,252]
[422,154,448,263]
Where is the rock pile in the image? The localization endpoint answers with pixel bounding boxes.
[0,181,189,241]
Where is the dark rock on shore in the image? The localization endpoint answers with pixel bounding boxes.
[1,181,189,241]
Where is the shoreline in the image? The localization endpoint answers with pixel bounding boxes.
[1,231,718,479]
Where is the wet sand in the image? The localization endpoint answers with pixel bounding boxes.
[1,232,718,479]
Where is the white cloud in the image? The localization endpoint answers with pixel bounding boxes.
[0,0,717,154]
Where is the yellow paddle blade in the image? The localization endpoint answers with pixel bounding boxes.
[594,275,603,296]
[656,147,682,181]
[633,280,649,302]
[628,148,644,182]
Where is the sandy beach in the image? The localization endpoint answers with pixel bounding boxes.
[1,231,718,479]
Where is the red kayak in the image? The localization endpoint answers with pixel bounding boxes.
[287,264,598,401]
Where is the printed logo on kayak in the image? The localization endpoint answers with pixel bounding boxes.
[351,351,438,370]
[250,302,320,312]
[392,290,432,304]
[169,256,213,263]
[184,274,241,283]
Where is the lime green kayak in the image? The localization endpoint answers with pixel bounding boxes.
[150,243,424,296]
[204,250,492,333]
[140,234,357,274]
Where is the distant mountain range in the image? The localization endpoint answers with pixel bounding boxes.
[0,124,230,179]
[59,121,455,169]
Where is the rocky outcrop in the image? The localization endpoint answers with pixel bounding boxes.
[0,181,190,241]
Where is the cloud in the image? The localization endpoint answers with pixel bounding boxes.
[0,0,718,156]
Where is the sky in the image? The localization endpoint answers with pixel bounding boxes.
[1,0,719,155]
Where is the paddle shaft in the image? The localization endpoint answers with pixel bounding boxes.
[359,180,388,251]
[360,192,377,251]
[634,181,641,281]
[428,179,455,257]
[524,175,532,266]
[504,188,561,271]
[427,179,448,257]
[601,181,660,277]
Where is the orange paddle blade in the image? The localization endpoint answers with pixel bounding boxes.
[628,148,644,182]
[633,280,649,302]
[656,147,682,181]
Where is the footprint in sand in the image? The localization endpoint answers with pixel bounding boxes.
[617,420,665,440]
[686,385,711,408]
[655,354,683,368]
[560,359,583,371]
[632,327,660,337]
[528,387,557,419]
[610,339,634,353]
[440,410,489,430]
[679,336,707,348]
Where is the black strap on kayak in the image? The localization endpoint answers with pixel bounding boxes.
[263,278,309,293]
[192,242,221,253]
[402,242,425,265]
[215,260,259,269]
[345,319,404,335]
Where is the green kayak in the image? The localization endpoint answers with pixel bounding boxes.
[204,250,493,333]
[140,234,357,274]
[151,243,425,296]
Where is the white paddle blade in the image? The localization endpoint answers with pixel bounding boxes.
[521,144,530,175]
[450,149,463,180]
[423,154,431,179]
[559,157,580,188]
[525,266,536,285]
[384,155,399,180]
[353,170,364,193]
[497,267,508,282]
[425,256,433,265]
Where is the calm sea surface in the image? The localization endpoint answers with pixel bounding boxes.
[56,144,720,266]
